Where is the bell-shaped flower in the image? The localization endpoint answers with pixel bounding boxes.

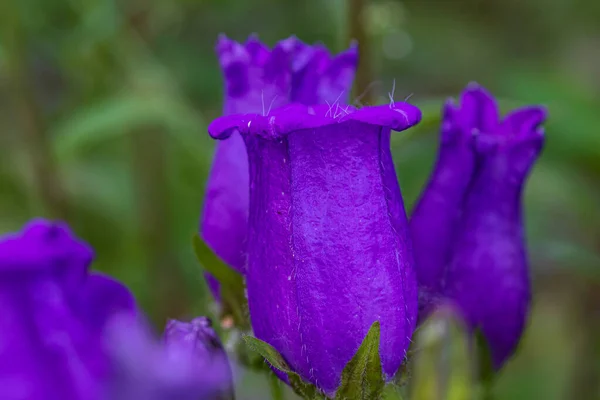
[410,84,546,368]
[208,101,421,394]
[0,219,136,400]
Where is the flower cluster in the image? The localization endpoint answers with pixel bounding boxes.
[2,34,546,400]
[204,36,545,396]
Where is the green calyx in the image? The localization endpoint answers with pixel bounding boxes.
[242,321,387,400]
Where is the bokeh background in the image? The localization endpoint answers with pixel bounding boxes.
[1,0,599,398]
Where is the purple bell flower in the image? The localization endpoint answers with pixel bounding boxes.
[411,84,546,368]
[208,101,421,394]
[0,219,137,400]
[200,35,358,299]
[163,317,234,397]
[0,219,234,399]
[104,315,233,400]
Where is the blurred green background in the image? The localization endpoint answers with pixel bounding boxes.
[1,0,599,398]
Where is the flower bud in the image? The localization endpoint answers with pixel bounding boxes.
[411,84,546,367]
[444,93,546,368]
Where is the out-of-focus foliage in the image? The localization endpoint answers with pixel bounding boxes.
[1,0,599,398]
[409,309,473,400]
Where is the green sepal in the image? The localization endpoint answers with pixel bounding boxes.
[242,335,290,372]
[335,321,385,400]
[242,335,326,400]
[192,234,249,329]
[409,308,473,400]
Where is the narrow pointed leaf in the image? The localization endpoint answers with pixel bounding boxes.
[335,321,385,400]
[193,234,244,291]
[192,234,248,328]
[242,335,292,373]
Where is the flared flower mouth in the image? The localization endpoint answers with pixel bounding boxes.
[208,102,422,140]
[215,34,359,104]
[216,34,358,78]
[444,82,547,153]
[475,105,547,153]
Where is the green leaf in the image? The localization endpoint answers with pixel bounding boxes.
[242,335,292,373]
[409,308,473,400]
[51,94,209,164]
[192,234,248,329]
[335,321,385,400]
[193,234,244,292]
[242,335,325,399]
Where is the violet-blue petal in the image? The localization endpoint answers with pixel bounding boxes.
[0,220,99,400]
[78,272,138,331]
[457,82,499,133]
[201,129,249,273]
[209,102,420,394]
[444,103,546,368]
[0,281,58,400]
[291,43,359,104]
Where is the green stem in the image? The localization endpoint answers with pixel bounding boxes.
[348,0,375,105]
[268,372,285,400]
[567,282,600,399]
